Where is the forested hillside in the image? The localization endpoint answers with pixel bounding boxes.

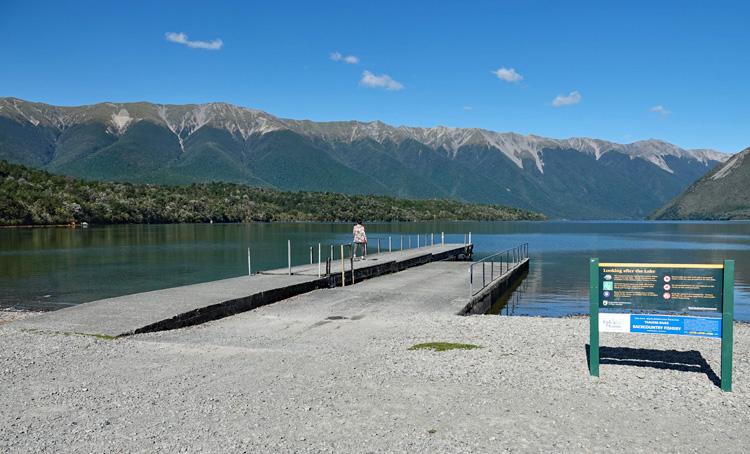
[0,160,545,225]
[650,146,750,220]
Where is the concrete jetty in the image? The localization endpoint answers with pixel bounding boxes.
[17,243,475,338]
[460,258,530,315]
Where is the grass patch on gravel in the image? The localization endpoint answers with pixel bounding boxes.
[408,342,482,352]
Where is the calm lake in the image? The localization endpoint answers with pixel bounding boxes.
[2,221,749,320]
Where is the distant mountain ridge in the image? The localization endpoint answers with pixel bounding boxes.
[0,97,730,219]
[650,146,750,220]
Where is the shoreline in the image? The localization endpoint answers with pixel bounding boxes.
[9,303,749,325]
[0,218,548,229]
[6,219,750,229]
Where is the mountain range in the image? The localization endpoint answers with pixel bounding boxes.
[650,146,750,220]
[0,97,730,219]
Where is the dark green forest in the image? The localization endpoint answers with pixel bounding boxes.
[0,160,545,225]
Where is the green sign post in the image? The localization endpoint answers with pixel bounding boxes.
[588,259,734,392]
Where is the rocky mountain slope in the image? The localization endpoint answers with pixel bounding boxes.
[650,146,750,219]
[0,97,729,219]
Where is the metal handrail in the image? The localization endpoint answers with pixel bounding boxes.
[469,243,528,297]
[349,232,451,255]
[249,232,476,287]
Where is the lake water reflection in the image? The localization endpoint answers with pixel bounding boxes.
[1,221,749,320]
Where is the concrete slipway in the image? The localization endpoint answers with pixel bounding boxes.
[16,243,475,337]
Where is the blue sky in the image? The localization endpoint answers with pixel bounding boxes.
[1,1,748,152]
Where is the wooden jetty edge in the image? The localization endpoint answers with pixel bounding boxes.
[16,243,474,338]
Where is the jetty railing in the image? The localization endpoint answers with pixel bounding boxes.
[364,232,455,255]
[469,243,528,297]
[248,231,475,281]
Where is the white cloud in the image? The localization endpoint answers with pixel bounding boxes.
[165,32,223,50]
[463,105,473,111]
[492,67,523,83]
[650,105,671,116]
[552,90,582,107]
[360,70,404,91]
[330,51,359,64]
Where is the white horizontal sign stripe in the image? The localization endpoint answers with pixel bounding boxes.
[599,313,631,333]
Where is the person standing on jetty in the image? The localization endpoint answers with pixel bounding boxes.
[353,220,367,260]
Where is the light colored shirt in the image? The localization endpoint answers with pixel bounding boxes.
[353,224,367,243]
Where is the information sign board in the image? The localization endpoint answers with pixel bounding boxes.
[588,260,734,391]
[598,263,723,313]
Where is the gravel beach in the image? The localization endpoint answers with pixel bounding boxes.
[2,262,749,453]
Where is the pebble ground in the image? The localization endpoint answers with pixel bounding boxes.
[2,263,749,453]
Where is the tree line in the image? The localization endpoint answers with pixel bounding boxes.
[0,160,545,226]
